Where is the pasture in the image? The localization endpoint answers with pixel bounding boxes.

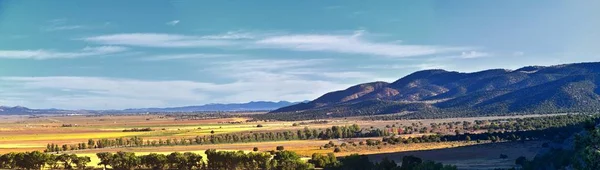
[0,113,560,168]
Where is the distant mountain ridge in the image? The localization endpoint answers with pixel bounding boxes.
[122,101,304,112]
[268,62,600,120]
[0,101,304,115]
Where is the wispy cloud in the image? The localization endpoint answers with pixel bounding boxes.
[200,31,256,40]
[359,63,446,70]
[42,18,86,31]
[82,33,236,48]
[166,20,180,26]
[0,74,350,109]
[44,25,85,31]
[253,32,467,57]
[426,51,491,62]
[211,59,330,72]
[0,46,128,60]
[142,53,238,61]
[82,31,468,58]
[457,51,490,59]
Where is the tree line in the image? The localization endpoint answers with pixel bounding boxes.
[46,125,388,152]
[309,153,457,170]
[46,113,599,153]
[381,118,590,146]
[507,119,600,170]
[1,149,457,170]
[0,151,90,170]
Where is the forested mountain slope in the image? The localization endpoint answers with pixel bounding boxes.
[266,62,600,120]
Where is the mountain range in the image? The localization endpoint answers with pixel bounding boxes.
[268,62,600,120]
[121,101,304,112]
[0,101,303,115]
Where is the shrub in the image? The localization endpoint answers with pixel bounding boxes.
[276,146,285,151]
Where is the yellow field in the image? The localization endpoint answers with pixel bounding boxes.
[0,114,558,168]
[0,115,294,152]
[0,131,151,142]
[64,139,484,168]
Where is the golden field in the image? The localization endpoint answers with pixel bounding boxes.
[0,114,555,168]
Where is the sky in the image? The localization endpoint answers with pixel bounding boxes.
[0,0,599,109]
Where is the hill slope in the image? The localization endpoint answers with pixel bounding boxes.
[267,62,600,120]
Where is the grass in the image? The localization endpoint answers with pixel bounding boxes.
[0,144,44,149]
[0,131,151,142]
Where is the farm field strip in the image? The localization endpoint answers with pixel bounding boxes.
[61,139,488,168]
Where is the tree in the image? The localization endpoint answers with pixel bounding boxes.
[73,156,91,170]
[110,151,140,170]
[333,147,341,153]
[141,153,167,170]
[0,152,17,169]
[309,153,339,169]
[57,153,74,169]
[515,156,527,167]
[374,157,397,170]
[46,154,59,169]
[400,155,422,170]
[272,151,313,170]
[276,146,285,151]
[574,127,600,169]
[18,151,48,170]
[88,139,95,149]
[183,152,203,170]
[338,154,373,170]
[167,152,187,170]
[96,152,113,170]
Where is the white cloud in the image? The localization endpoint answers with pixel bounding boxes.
[360,63,446,70]
[82,33,236,48]
[458,51,490,59]
[42,18,87,31]
[44,25,85,31]
[200,31,256,40]
[142,53,237,61]
[318,71,375,79]
[212,59,330,72]
[0,75,350,109]
[0,57,397,109]
[166,20,180,26]
[82,31,468,58]
[254,32,467,57]
[0,46,128,60]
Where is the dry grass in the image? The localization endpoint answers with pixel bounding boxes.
[0,114,557,168]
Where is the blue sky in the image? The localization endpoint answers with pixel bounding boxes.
[0,0,599,109]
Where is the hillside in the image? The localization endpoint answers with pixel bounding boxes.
[266,62,600,120]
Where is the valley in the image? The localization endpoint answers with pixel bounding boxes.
[0,112,592,169]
